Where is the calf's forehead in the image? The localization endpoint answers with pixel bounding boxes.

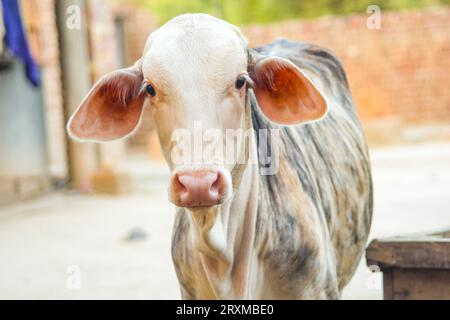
[141,16,248,89]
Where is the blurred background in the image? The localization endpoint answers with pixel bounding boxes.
[0,0,449,299]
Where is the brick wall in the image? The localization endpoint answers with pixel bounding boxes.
[114,5,158,148]
[21,0,68,180]
[242,6,450,122]
[122,7,157,65]
[88,0,120,78]
[19,0,157,177]
[116,7,158,148]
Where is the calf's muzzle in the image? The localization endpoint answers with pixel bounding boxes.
[171,169,228,208]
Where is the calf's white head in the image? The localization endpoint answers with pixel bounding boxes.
[67,14,327,209]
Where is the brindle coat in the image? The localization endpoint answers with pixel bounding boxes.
[172,39,373,299]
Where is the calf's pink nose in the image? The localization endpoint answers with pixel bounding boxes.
[173,170,223,208]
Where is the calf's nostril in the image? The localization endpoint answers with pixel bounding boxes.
[211,172,222,193]
[174,174,188,193]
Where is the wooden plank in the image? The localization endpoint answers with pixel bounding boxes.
[367,230,450,299]
[382,269,394,300]
[389,268,450,300]
[370,229,450,243]
[366,230,450,269]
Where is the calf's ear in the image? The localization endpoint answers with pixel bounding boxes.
[250,57,327,125]
[67,64,146,142]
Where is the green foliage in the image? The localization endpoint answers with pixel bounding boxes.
[123,0,450,25]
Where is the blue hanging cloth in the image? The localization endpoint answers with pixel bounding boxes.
[1,0,41,86]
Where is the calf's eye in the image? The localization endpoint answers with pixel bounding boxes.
[235,76,246,89]
[146,84,156,97]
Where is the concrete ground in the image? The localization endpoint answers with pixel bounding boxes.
[0,142,449,299]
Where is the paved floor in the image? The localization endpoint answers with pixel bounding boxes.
[0,142,449,299]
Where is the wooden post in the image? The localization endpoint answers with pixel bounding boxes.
[56,0,97,190]
[366,230,450,300]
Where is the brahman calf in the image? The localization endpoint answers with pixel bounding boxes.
[67,14,373,299]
